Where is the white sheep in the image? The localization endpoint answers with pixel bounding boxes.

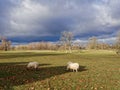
[67,61,79,72]
[27,61,39,69]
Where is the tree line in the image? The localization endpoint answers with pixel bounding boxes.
[0,31,120,54]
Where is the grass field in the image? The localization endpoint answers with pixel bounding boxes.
[0,50,120,90]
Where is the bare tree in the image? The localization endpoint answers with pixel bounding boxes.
[60,31,73,53]
[0,36,11,51]
[87,36,97,49]
[116,31,120,54]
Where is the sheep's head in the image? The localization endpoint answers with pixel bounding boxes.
[67,61,72,65]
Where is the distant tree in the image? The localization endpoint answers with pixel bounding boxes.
[0,36,11,51]
[14,42,57,50]
[116,31,120,54]
[97,42,110,50]
[87,36,97,49]
[60,31,73,53]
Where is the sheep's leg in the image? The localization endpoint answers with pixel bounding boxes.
[76,69,78,72]
[67,66,70,70]
[34,65,38,70]
[35,67,37,70]
[73,69,74,72]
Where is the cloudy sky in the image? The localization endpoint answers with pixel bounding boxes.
[0,0,120,44]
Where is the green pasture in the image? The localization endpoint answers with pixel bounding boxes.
[0,50,120,90]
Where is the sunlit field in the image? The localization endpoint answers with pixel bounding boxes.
[0,50,120,90]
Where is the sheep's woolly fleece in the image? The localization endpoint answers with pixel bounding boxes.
[67,62,79,72]
[27,61,39,69]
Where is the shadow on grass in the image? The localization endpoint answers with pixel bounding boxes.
[0,52,65,59]
[0,62,87,90]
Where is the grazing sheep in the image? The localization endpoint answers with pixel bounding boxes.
[27,61,39,69]
[67,61,79,72]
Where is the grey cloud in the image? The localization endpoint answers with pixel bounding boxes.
[0,0,120,43]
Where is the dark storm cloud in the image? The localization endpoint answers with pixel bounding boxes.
[0,0,120,43]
